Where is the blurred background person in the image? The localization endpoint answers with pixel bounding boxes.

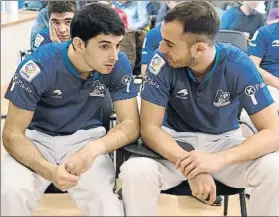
[113,1,150,30]
[221,1,265,40]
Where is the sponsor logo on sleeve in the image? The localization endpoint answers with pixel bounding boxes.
[122,75,132,93]
[34,34,45,48]
[10,73,32,93]
[148,53,165,75]
[19,60,41,83]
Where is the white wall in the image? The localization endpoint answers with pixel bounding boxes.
[1,20,34,87]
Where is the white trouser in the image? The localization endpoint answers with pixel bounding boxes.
[240,86,279,137]
[119,127,279,216]
[1,128,124,216]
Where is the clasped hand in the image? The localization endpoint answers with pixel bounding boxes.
[176,150,225,180]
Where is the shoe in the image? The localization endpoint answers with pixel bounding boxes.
[192,195,223,206]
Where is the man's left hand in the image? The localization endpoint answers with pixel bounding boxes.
[64,144,98,176]
[176,151,226,179]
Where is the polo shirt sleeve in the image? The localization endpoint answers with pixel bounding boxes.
[109,52,137,102]
[229,55,274,115]
[5,58,48,111]
[140,52,171,107]
[248,27,267,59]
[221,8,234,29]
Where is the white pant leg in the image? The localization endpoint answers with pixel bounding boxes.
[119,128,198,216]
[119,156,186,216]
[199,132,279,216]
[67,154,124,216]
[1,154,50,216]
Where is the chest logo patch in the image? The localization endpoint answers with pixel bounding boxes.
[89,80,106,97]
[176,89,188,100]
[213,89,231,108]
[272,40,279,47]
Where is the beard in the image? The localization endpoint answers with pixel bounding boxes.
[166,53,198,68]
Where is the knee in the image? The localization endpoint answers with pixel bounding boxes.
[257,153,279,181]
[120,157,160,182]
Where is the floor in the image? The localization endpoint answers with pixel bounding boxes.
[1,98,249,216]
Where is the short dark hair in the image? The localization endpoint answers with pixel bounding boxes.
[48,1,77,16]
[164,1,220,45]
[70,3,125,46]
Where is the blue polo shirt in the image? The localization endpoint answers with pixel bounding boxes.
[248,22,279,78]
[32,27,51,50]
[221,6,265,39]
[5,42,137,136]
[141,23,162,65]
[141,43,274,134]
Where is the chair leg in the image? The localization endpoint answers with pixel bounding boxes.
[223,196,229,216]
[239,191,247,217]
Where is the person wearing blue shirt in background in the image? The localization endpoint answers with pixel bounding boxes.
[32,1,77,51]
[249,21,279,108]
[30,4,49,48]
[221,1,265,40]
[1,3,139,216]
[241,21,279,138]
[113,1,150,30]
[141,1,181,78]
[120,2,279,216]
[141,1,226,79]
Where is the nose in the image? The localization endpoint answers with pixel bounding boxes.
[109,48,119,62]
[58,24,67,34]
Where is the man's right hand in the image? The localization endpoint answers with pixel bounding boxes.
[51,163,80,191]
[49,20,61,42]
[188,173,216,205]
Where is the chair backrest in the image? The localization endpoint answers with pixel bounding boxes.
[216,30,248,53]
[102,90,114,132]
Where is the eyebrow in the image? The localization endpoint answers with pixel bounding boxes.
[163,38,176,46]
[99,39,123,44]
[51,18,73,22]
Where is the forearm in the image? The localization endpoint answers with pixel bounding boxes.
[217,129,279,166]
[3,132,56,181]
[141,64,147,78]
[87,120,140,156]
[257,66,279,89]
[141,126,188,164]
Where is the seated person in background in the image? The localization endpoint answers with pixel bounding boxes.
[1,3,139,216]
[209,1,225,19]
[119,2,279,216]
[155,1,182,25]
[142,1,226,79]
[141,1,182,79]
[267,2,279,24]
[221,1,265,40]
[30,3,49,47]
[32,1,77,50]
[113,1,150,30]
[99,1,128,29]
[241,20,279,137]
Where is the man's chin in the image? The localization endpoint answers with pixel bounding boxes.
[59,37,71,42]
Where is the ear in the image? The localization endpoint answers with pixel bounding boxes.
[72,37,86,52]
[191,42,207,57]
